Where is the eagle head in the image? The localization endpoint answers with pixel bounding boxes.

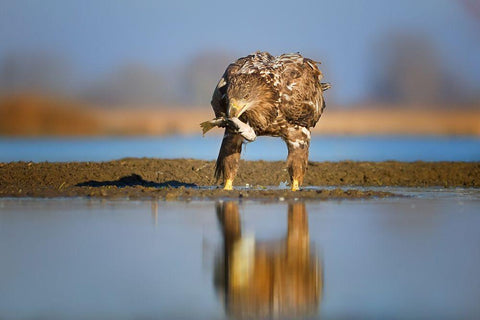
[226,74,275,118]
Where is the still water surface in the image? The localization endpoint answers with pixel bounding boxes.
[1,135,479,162]
[1,193,479,319]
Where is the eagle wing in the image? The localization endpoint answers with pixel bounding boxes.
[211,69,230,118]
[277,55,327,128]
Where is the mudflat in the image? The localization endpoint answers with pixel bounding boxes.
[0,159,478,200]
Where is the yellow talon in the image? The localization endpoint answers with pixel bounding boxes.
[291,179,299,191]
[224,179,233,190]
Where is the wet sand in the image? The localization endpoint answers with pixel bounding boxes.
[1,159,478,200]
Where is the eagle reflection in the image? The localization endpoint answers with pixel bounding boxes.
[214,202,322,319]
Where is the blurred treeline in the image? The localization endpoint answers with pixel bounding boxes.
[1,33,479,108]
[0,50,233,107]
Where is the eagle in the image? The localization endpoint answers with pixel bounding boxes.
[201,51,331,191]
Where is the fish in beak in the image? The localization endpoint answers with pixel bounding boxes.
[228,117,256,141]
[200,98,256,141]
[200,116,256,142]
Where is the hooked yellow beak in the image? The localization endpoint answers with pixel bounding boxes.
[228,99,247,118]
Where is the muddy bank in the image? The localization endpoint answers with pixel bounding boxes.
[0,159,478,200]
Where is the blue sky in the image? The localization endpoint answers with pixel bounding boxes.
[1,0,479,104]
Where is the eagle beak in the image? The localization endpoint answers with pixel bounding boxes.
[228,99,248,118]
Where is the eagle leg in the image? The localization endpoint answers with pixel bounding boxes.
[215,131,243,190]
[284,127,311,191]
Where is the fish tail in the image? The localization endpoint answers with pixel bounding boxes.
[200,120,217,136]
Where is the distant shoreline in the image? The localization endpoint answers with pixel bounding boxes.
[1,159,478,200]
[1,95,479,136]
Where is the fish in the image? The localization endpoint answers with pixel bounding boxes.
[200,117,256,142]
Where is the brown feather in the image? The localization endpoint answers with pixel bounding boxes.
[208,51,331,188]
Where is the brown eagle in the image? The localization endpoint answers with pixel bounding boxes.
[201,51,331,191]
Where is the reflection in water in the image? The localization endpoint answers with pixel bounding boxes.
[151,201,158,226]
[215,202,322,319]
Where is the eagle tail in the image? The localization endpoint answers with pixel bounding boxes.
[214,155,224,182]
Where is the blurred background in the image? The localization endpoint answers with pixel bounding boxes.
[0,0,479,136]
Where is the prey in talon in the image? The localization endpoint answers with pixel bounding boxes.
[200,51,330,191]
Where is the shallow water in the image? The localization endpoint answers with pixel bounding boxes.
[1,135,479,162]
[1,192,479,319]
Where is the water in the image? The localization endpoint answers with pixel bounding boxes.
[1,135,479,318]
[1,135,479,162]
[1,193,479,319]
